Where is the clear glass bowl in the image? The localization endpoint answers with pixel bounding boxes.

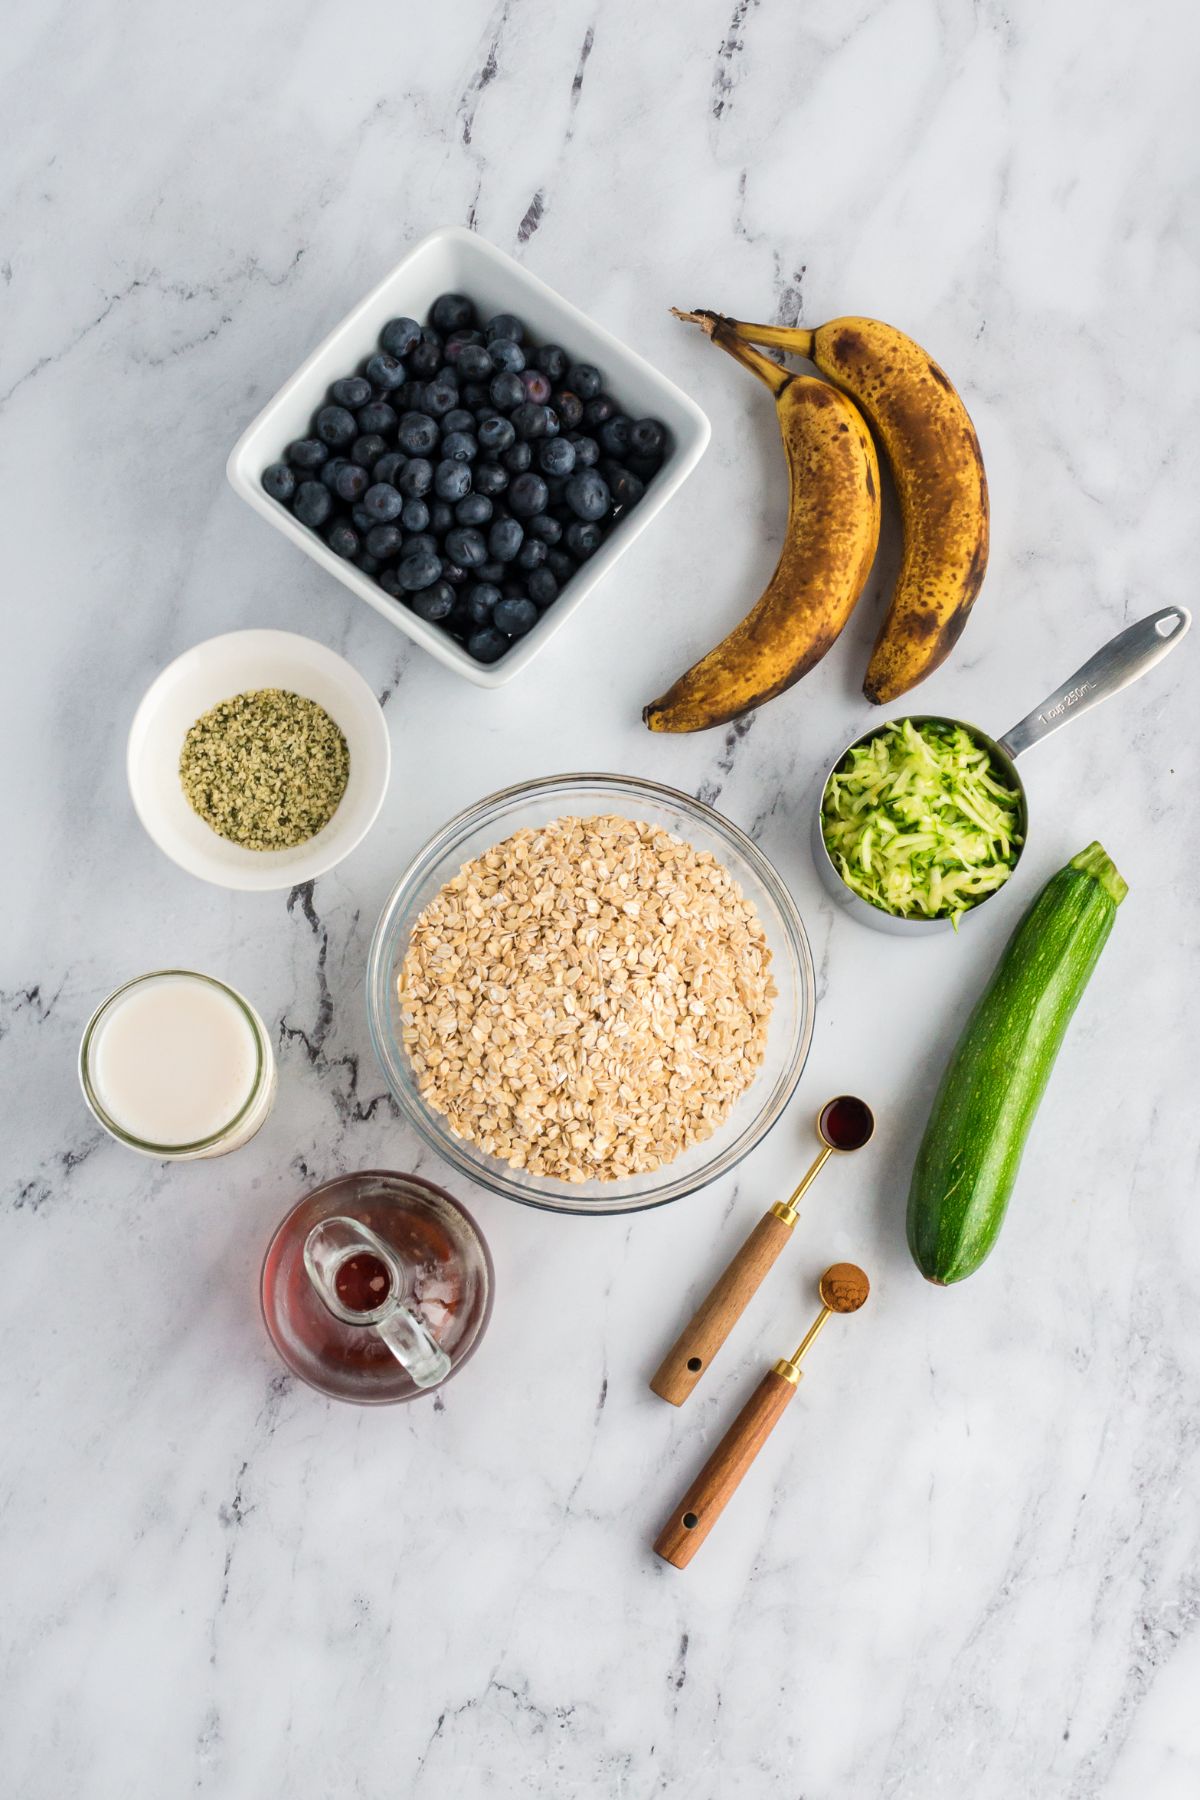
[366,774,816,1217]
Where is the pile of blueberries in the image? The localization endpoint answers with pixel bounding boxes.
[262,293,670,663]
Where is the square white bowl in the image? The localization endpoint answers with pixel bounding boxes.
[227,226,710,688]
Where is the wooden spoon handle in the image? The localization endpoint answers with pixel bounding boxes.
[653,1369,796,1569]
[649,1210,792,1405]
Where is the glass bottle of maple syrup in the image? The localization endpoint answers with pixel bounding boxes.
[260,1171,493,1404]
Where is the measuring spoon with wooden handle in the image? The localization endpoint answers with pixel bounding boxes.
[653,1263,870,1569]
[649,1097,874,1406]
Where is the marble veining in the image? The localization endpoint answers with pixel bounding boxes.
[2,1,1199,1795]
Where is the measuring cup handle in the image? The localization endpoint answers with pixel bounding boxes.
[375,1305,452,1389]
[654,1368,797,1569]
[997,605,1190,761]
[649,1210,793,1406]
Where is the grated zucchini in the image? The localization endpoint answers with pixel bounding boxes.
[821,718,1023,925]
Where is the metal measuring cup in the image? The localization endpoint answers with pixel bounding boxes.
[813,605,1190,936]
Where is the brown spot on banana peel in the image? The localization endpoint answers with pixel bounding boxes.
[644,377,880,734]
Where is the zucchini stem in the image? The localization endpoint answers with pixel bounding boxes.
[1069,841,1128,907]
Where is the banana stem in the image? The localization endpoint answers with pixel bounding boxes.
[724,317,817,360]
[670,308,793,396]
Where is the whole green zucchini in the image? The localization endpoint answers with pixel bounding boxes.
[907,841,1127,1283]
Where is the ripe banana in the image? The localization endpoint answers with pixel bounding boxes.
[644,313,880,734]
[721,315,989,704]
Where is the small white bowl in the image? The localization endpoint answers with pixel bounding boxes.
[127,629,391,891]
[226,225,710,688]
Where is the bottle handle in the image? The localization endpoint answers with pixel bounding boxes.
[303,1214,451,1390]
[374,1304,451,1388]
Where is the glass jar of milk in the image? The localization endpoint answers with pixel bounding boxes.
[80,970,277,1159]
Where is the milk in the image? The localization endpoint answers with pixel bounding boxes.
[83,972,275,1156]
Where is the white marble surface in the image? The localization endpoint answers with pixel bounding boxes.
[3,2,1199,1794]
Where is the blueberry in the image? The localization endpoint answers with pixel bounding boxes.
[456,492,494,526]
[287,438,329,470]
[599,415,633,458]
[441,561,469,587]
[293,480,333,528]
[411,578,458,621]
[381,316,422,358]
[434,459,473,502]
[627,451,662,481]
[568,433,600,468]
[442,407,476,435]
[407,339,442,379]
[583,395,616,431]
[567,364,602,401]
[395,381,427,413]
[378,566,405,598]
[516,538,547,571]
[365,352,406,391]
[485,313,525,345]
[316,404,358,446]
[393,412,433,455]
[520,369,553,405]
[460,381,490,409]
[351,433,388,469]
[566,520,604,559]
[538,437,576,477]
[447,326,484,347]
[565,470,611,521]
[608,465,645,508]
[262,462,296,502]
[467,626,510,663]
[493,595,538,637]
[403,532,438,559]
[488,337,526,374]
[365,523,404,559]
[631,418,666,459]
[456,343,494,381]
[478,415,516,455]
[398,458,433,497]
[511,401,554,441]
[553,391,584,430]
[398,550,442,591]
[357,401,397,436]
[356,553,382,575]
[363,482,403,522]
[535,344,569,381]
[489,371,525,412]
[441,430,478,463]
[502,441,533,473]
[430,293,475,334]
[489,517,525,562]
[474,460,509,498]
[546,548,574,582]
[331,375,373,409]
[422,377,459,417]
[320,458,348,492]
[373,450,407,485]
[526,512,562,544]
[445,526,487,567]
[334,462,369,502]
[429,500,454,534]
[401,498,430,533]
[462,581,501,624]
[508,472,549,517]
[527,566,559,607]
[477,560,506,584]
[326,521,359,559]
[351,504,375,533]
